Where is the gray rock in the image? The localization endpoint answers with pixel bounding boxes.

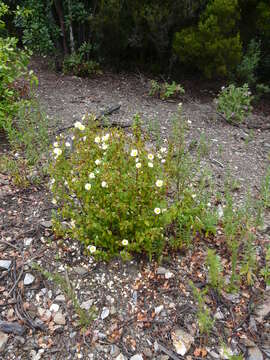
[101,307,110,320]
[53,312,66,325]
[73,266,88,276]
[143,348,153,358]
[115,354,127,360]
[110,345,120,358]
[130,355,143,360]
[24,238,33,246]
[155,305,164,315]
[156,267,167,275]
[24,273,35,285]
[254,292,270,323]
[49,303,60,313]
[81,299,94,310]
[40,220,52,228]
[0,332,8,352]
[247,346,263,360]
[165,271,174,279]
[214,309,224,320]
[55,294,66,302]
[171,328,194,356]
[0,260,11,270]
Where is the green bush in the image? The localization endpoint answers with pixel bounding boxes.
[49,117,173,260]
[0,2,37,135]
[173,0,242,78]
[149,80,185,100]
[236,39,261,86]
[215,83,253,123]
[63,53,102,77]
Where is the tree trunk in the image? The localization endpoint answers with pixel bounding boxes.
[54,0,69,55]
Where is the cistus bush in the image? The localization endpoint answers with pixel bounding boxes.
[173,0,242,78]
[49,117,173,261]
[215,83,253,123]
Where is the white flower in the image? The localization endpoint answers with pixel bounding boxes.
[64,180,68,186]
[85,183,91,191]
[187,120,192,124]
[192,194,196,199]
[148,162,153,168]
[65,142,71,147]
[178,102,183,109]
[101,143,108,150]
[160,147,167,153]
[95,159,101,165]
[136,163,142,169]
[95,169,100,174]
[154,207,161,215]
[70,219,76,228]
[135,157,139,163]
[130,149,138,157]
[161,159,166,163]
[101,181,108,188]
[53,141,59,147]
[53,148,62,157]
[82,136,86,142]
[157,153,162,159]
[74,121,85,131]
[148,153,154,160]
[207,202,211,207]
[122,239,128,246]
[51,178,55,184]
[156,179,163,187]
[82,114,86,121]
[52,198,57,205]
[94,136,101,143]
[89,172,95,179]
[88,245,96,254]
[102,133,110,142]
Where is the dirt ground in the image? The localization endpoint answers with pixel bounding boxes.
[0,57,270,360]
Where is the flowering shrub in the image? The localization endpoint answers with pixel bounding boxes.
[215,83,253,123]
[49,118,173,260]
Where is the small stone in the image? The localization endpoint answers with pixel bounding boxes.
[50,303,60,313]
[157,267,167,275]
[115,354,126,360]
[217,205,224,219]
[101,307,110,320]
[143,348,153,358]
[24,273,35,285]
[247,346,263,360]
[15,336,25,345]
[219,346,234,359]
[73,266,88,276]
[249,316,257,332]
[171,328,194,356]
[155,305,164,315]
[0,332,8,352]
[110,345,120,358]
[41,310,52,322]
[254,293,270,323]
[130,355,143,360]
[40,220,52,228]
[214,309,224,320]
[0,260,12,270]
[53,312,66,325]
[81,300,94,310]
[24,238,33,246]
[165,271,174,279]
[55,294,66,302]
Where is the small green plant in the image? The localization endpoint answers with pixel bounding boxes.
[0,155,30,187]
[215,83,253,124]
[190,282,215,336]
[63,48,102,77]
[206,249,223,292]
[149,80,185,100]
[32,263,96,328]
[149,80,161,97]
[161,81,185,100]
[240,232,257,286]
[260,245,270,285]
[260,166,270,208]
[49,115,173,261]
